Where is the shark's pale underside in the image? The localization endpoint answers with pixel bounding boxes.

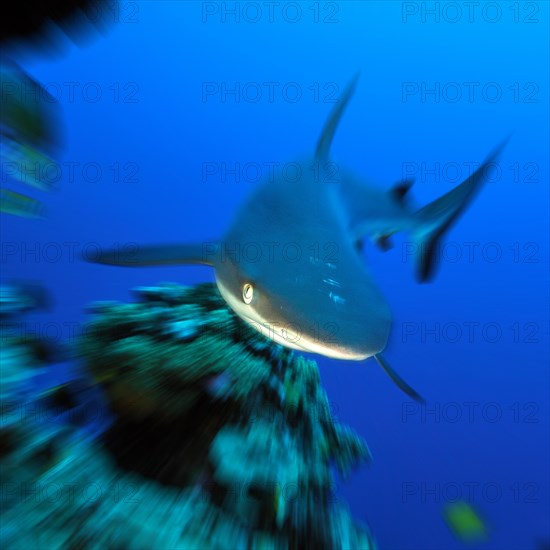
[90,76,505,401]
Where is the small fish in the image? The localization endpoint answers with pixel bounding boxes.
[1,138,57,192]
[442,501,489,542]
[0,60,59,152]
[89,76,506,401]
[0,188,46,218]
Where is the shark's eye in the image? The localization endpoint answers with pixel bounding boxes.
[242,283,254,304]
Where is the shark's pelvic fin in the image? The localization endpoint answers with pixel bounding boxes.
[376,234,393,251]
[391,179,415,204]
[87,243,218,267]
[413,138,509,282]
[315,73,360,162]
[374,354,425,403]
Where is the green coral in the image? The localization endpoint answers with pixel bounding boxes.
[2,282,375,549]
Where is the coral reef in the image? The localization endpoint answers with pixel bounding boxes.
[1,1,119,219]
[0,60,61,218]
[1,282,375,549]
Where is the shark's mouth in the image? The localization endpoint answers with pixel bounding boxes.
[274,329,369,361]
[215,278,369,361]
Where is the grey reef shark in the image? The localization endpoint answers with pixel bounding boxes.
[90,76,506,402]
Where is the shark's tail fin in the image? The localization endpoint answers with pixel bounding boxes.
[412,139,508,282]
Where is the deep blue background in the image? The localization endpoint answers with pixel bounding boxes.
[1,2,548,549]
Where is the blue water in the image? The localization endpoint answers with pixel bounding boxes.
[1,2,548,549]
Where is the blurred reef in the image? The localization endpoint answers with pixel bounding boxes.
[1,0,117,50]
[0,0,118,218]
[0,60,63,218]
[1,282,375,549]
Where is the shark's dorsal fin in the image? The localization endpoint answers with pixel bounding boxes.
[87,243,218,267]
[315,73,360,162]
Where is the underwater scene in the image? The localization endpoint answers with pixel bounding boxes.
[0,1,549,549]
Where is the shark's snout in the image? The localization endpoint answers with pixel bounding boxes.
[262,306,391,361]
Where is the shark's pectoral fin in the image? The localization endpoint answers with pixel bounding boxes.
[373,354,425,403]
[86,243,218,267]
[413,138,509,282]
